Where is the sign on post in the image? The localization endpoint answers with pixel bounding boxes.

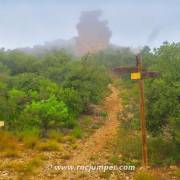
[113,54,160,167]
[131,72,141,80]
[0,121,4,127]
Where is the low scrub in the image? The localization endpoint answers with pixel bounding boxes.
[47,130,63,142]
[36,140,60,151]
[116,128,141,164]
[0,131,19,152]
[16,157,42,177]
[175,168,180,178]
[148,136,178,165]
[61,135,75,143]
[16,128,40,149]
[71,126,83,139]
[134,171,156,180]
[3,149,19,158]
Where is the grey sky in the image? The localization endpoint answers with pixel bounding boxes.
[0,0,180,49]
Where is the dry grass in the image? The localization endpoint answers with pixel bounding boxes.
[36,140,60,151]
[15,157,42,178]
[134,171,157,180]
[0,131,19,152]
[0,156,43,178]
[61,135,76,143]
[23,136,39,149]
[175,168,180,178]
[2,149,20,158]
[47,130,63,142]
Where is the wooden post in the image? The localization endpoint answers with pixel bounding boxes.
[136,54,148,167]
[113,55,160,167]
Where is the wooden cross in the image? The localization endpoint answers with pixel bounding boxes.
[113,53,160,167]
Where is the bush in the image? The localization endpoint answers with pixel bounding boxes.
[0,50,111,135]
[99,111,108,118]
[145,43,180,165]
[20,96,74,134]
[71,126,83,139]
[148,136,178,165]
[83,116,92,126]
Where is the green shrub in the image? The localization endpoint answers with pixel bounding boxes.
[20,96,75,134]
[99,111,108,118]
[83,116,92,126]
[0,49,111,135]
[71,126,83,139]
[148,136,178,165]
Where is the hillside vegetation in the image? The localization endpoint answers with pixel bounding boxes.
[0,50,110,134]
[0,42,179,179]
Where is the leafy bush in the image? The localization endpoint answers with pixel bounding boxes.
[145,43,180,164]
[148,136,179,165]
[0,50,110,134]
[20,96,75,134]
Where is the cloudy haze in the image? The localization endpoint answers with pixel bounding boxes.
[0,0,179,49]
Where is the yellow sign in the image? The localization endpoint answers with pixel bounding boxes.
[0,121,4,127]
[131,72,141,80]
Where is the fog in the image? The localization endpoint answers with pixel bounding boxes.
[0,1,180,50]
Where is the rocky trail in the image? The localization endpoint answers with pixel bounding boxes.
[39,85,122,179]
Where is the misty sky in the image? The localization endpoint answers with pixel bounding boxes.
[0,0,180,49]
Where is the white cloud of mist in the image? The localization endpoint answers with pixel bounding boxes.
[0,0,180,49]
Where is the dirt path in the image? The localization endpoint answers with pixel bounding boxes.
[51,85,121,179]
